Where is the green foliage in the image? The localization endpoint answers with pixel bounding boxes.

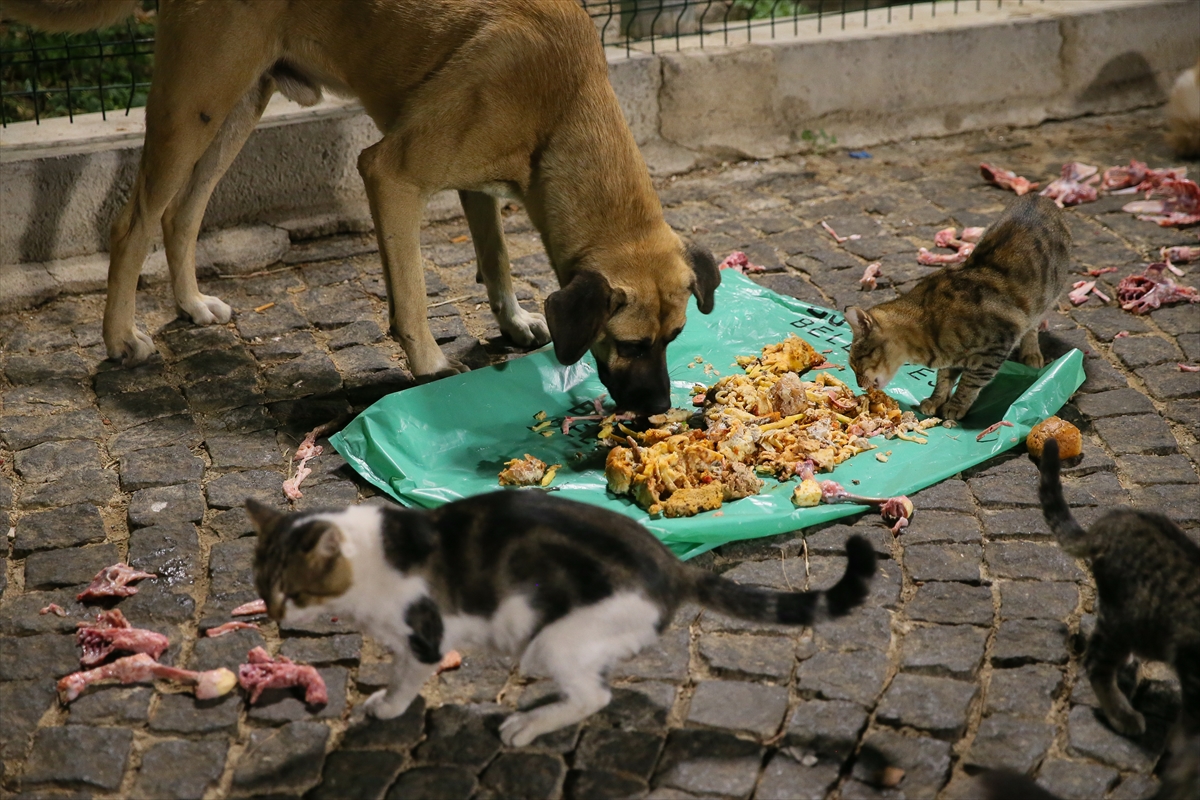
[732,0,807,18]
[1,17,155,123]
[800,128,837,152]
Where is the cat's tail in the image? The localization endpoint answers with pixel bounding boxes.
[1038,438,1090,557]
[687,535,876,625]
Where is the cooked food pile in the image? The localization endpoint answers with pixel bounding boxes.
[603,335,939,517]
[498,453,559,487]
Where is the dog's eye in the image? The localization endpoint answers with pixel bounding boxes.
[615,340,651,359]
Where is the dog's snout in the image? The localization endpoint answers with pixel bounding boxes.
[597,353,672,415]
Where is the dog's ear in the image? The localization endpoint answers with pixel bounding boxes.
[545,270,620,365]
[684,242,720,314]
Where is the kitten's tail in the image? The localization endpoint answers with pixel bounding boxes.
[1038,438,1090,557]
[687,535,876,625]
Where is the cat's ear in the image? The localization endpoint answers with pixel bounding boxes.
[306,524,344,572]
[246,499,284,534]
[844,306,874,339]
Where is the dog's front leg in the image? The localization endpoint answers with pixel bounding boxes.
[459,191,550,348]
[358,143,466,378]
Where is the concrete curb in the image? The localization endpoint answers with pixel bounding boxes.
[1,0,1195,313]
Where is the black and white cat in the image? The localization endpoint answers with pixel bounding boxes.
[248,490,876,746]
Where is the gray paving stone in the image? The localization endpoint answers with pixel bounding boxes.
[0,589,87,635]
[968,474,1039,507]
[479,753,565,800]
[1035,759,1120,800]
[231,720,330,795]
[386,766,477,800]
[1078,357,1129,393]
[980,508,1051,539]
[992,618,1070,666]
[611,628,690,682]
[1072,305,1151,341]
[1129,483,1200,523]
[307,750,406,800]
[686,679,789,738]
[162,325,242,359]
[754,754,841,800]
[205,469,283,509]
[127,523,200,588]
[1094,414,1180,456]
[247,665,348,723]
[807,554,903,609]
[68,687,153,724]
[564,770,648,800]
[899,511,982,545]
[653,729,763,798]
[279,634,362,665]
[850,729,952,800]
[119,443,205,491]
[22,726,133,790]
[785,698,869,761]
[92,361,169,396]
[187,627,266,672]
[4,351,90,385]
[906,581,994,626]
[108,414,200,456]
[575,728,664,780]
[98,385,189,430]
[1150,304,1200,335]
[796,650,890,706]
[1109,774,1161,800]
[900,624,988,679]
[0,633,79,680]
[904,543,982,583]
[19,467,119,509]
[590,682,677,732]
[815,605,893,652]
[985,541,1085,581]
[0,679,57,759]
[13,439,103,483]
[133,739,228,800]
[999,581,1080,620]
[1116,453,1198,484]
[24,543,120,589]
[1074,387,1157,418]
[800,524,894,560]
[1136,363,1200,400]
[13,503,106,556]
[875,673,978,740]
[150,692,242,734]
[699,633,795,680]
[435,650,515,705]
[205,429,281,469]
[964,713,1055,773]
[910,479,975,513]
[1067,704,1158,772]
[1112,335,1181,370]
[128,483,206,529]
[339,696,425,752]
[415,703,505,768]
[986,664,1064,718]
[0,407,104,450]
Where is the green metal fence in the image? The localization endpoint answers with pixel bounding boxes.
[1,1,1039,125]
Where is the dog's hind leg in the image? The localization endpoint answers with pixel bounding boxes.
[103,2,277,364]
[459,191,550,348]
[358,140,468,379]
[161,76,275,327]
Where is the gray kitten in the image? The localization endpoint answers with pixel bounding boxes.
[248,490,876,746]
[1039,438,1200,743]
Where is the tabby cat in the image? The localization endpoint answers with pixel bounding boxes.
[1040,438,1200,743]
[846,194,1071,420]
[247,491,875,746]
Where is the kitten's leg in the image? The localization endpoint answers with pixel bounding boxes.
[940,348,1010,421]
[364,647,438,720]
[499,669,612,747]
[1017,328,1044,369]
[1085,626,1145,736]
[920,368,961,416]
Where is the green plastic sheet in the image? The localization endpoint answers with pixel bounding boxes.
[331,271,1085,559]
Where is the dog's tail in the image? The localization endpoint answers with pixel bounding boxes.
[2,0,140,33]
[686,535,876,625]
[1038,438,1091,558]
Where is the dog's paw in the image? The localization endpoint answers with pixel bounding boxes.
[180,294,232,326]
[363,689,409,720]
[499,307,551,348]
[106,327,157,365]
[409,351,470,381]
[499,712,543,748]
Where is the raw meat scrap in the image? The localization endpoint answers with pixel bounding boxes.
[283,428,323,501]
[1123,178,1200,227]
[1117,262,1200,314]
[238,646,327,706]
[1069,281,1097,305]
[1180,364,1200,373]
[40,603,67,617]
[859,262,882,290]
[76,563,156,602]
[820,220,860,244]
[818,481,915,534]
[1162,246,1197,264]
[1040,162,1099,207]
[76,609,169,667]
[1101,160,1188,192]
[960,227,986,244]
[57,653,237,703]
[231,599,268,616]
[919,228,975,266]
[717,251,766,274]
[436,650,463,674]
[206,621,261,638]
[980,163,1039,195]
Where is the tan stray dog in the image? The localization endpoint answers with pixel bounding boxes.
[1166,57,1200,159]
[5,0,719,414]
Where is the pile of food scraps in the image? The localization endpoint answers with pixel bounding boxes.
[601,335,940,518]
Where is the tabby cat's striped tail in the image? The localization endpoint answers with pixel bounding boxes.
[1038,438,1090,557]
[688,535,876,625]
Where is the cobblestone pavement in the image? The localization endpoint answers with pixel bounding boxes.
[2,107,1198,800]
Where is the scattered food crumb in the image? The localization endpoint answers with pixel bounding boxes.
[206,621,261,638]
[232,599,268,617]
[254,302,275,313]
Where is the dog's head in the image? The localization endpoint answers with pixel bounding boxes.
[545,236,719,414]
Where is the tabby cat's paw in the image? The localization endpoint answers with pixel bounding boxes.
[364,689,410,720]
[1019,350,1045,369]
[919,398,942,416]
[1105,707,1147,738]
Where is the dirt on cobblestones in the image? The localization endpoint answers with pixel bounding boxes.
[1,107,1197,799]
